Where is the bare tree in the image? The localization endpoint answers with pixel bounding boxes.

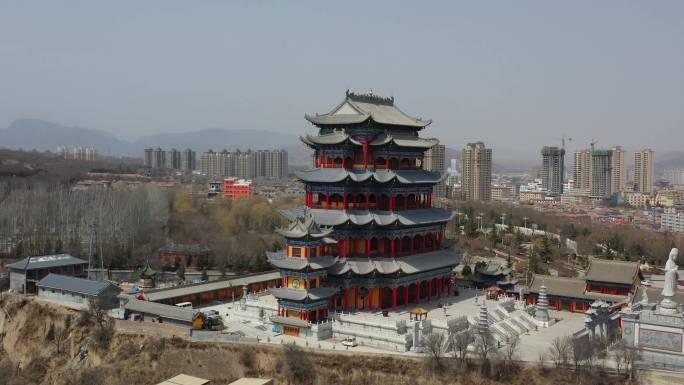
[548,335,571,368]
[502,334,520,374]
[451,330,473,367]
[474,329,498,368]
[47,325,67,354]
[422,332,446,373]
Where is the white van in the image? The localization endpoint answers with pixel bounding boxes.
[175,302,193,308]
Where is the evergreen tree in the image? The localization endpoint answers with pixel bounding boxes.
[177,264,186,281]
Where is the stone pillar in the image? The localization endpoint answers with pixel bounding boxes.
[478,302,489,334]
[535,284,550,323]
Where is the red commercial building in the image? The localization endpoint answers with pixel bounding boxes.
[223,178,253,200]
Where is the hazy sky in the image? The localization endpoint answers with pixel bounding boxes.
[1,1,683,160]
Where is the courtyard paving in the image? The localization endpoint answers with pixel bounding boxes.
[197,287,588,361]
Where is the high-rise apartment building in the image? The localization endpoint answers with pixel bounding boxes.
[424,144,446,197]
[664,169,684,186]
[166,148,181,170]
[200,149,287,179]
[152,148,166,169]
[633,148,655,194]
[180,148,196,171]
[57,146,70,159]
[461,142,492,201]
[84,148,97,161]
[541,146,565,196]
[610,146,627,193]
[590,149,613,199]
[573,149,592,191]
[144,148,154,168]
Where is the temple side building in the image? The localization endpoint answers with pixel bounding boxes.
[267,91,461,337]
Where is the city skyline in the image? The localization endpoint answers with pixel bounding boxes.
[1,2,683,162]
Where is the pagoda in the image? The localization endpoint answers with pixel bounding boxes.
[268,90,461,335]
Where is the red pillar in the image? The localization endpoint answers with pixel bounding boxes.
[343,192,348,210]
[389,194,394,211]
[326,194,331,209]
[368,289,374,310]
[365,193,370,210]
[427,193,432,207]
[428,280,432,302]
[391,238,395,257]
[363,140,369,169]
[366,238,371,257]
[355,287,360,309]
[378,288,383,309]
[392,287,398,310]
[398,237,403,256]
[415,282,421,304]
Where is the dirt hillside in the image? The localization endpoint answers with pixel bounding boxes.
[0,294,625,385]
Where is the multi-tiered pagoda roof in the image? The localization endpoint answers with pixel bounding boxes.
[268,91,461,335]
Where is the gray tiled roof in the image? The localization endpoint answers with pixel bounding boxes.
[327,249,462,276]
[121,297,195,322]
[281,207,454,227]
[269,287,338,301]
[527,274,628,303]
[266,252,338,270]
[7,254,87,271]
[304,91,431,128]
[275,212,333,239]
[37,274,119,296]
[585,258,639,285]
[142,271,281,302]
[295,168,445,184]
[301,131,438,149]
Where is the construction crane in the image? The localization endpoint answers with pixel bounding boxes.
[536,135,572,149]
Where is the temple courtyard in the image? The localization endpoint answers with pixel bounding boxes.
[199,287,588,361]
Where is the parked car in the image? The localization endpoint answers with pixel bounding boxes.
[342,337,357,347]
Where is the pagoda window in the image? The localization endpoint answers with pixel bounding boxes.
[368,194,377,209]
[291,247,302,258]
[413,235,422,252]
[389,158,399,170]
[400,158,411,169]
[378,194,390,210]
[401,236,411,254]
[354,193,365,209]
[370,237,379,255]
[375,157,387,169]
[397,194,408,210]
[333,157,344,168]
[407,194,417,209]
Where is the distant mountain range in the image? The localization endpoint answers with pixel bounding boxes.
[0,118,311,165]
[1,118,682,170]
